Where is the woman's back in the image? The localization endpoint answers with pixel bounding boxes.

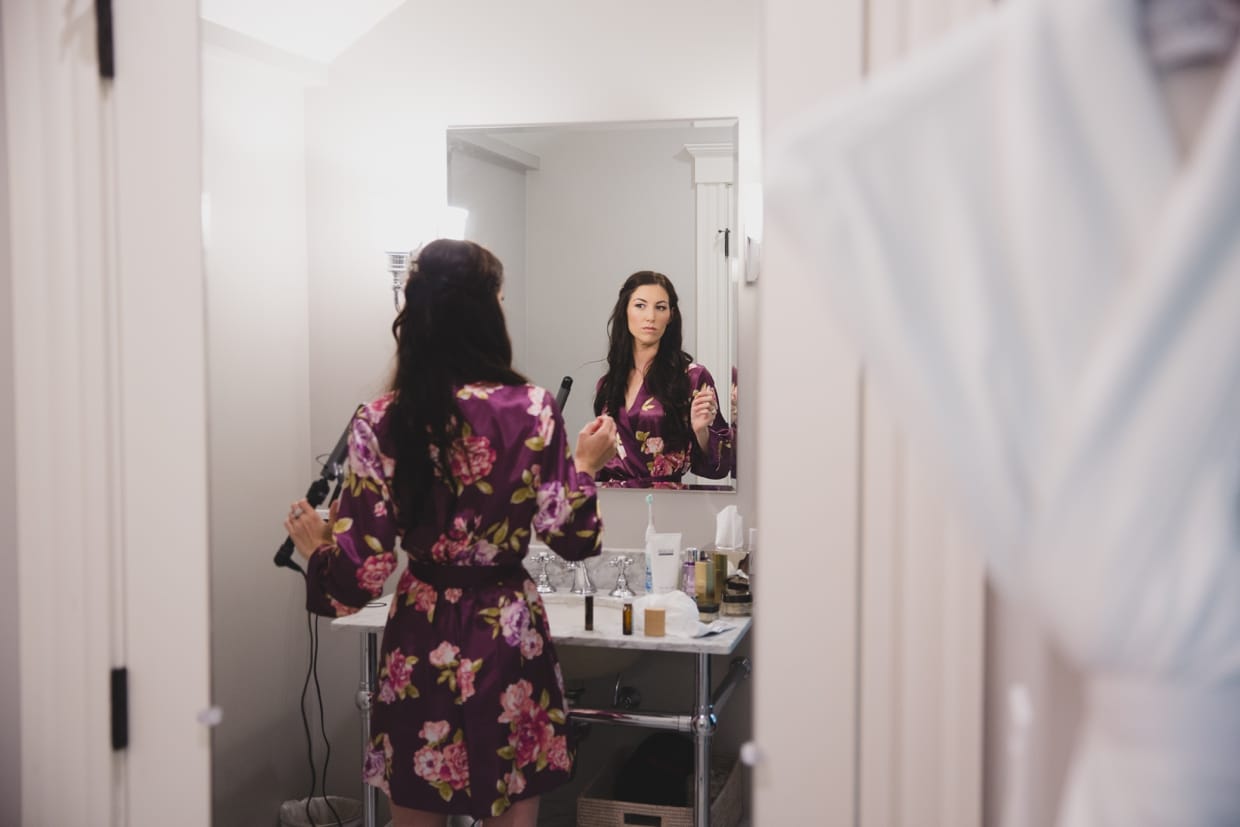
[305,381,603,818]
[384,382,601,567]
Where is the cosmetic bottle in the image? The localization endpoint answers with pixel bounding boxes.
[643,494,656,593]
[696,600,719,622]
[681,560,697,597]
[722,591,752,617]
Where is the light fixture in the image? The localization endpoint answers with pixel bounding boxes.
[385,205,472,310]
[385,250,412,310]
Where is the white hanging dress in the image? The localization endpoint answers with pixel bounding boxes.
[769,0,1240,823]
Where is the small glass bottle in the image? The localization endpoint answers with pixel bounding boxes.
[681,547,700,597]
[622,602,634,635]
[681,560,696,597]
[584,595,594,631]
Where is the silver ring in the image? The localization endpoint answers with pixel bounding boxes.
[291,508,303,518]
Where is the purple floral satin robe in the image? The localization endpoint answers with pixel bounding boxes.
[596,362,735,488]
[304,383,602,818]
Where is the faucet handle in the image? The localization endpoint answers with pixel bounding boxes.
[609,555,635,598]
[532,550,557,594]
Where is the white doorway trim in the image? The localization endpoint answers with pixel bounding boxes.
[5,1,212,823]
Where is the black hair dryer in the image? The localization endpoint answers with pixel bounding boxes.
[273,406,362,574]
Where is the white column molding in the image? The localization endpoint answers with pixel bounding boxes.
[685,143,735,432]
[685,142,736,185]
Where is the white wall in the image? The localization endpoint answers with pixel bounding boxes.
[0,14,20,822]
[203,36,365,825]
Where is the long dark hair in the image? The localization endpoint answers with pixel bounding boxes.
[387,239,526,530]
[593,271,692,446]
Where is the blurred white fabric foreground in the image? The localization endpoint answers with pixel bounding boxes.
[768,0,1240,824]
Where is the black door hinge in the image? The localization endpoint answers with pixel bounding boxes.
[96,0,115,79]
[111,667,128,751]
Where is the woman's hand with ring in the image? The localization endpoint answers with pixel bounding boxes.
[283,498,338,561]
[690,387,718,434]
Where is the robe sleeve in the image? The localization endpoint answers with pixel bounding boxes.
[530,388,604,561]
[305,406,399,617]
[688,364,735,479]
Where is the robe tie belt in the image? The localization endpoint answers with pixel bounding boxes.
[407,560,529,591]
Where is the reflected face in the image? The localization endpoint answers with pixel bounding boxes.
[627,285,671,349]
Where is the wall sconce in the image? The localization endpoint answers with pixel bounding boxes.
[386,250,412,310]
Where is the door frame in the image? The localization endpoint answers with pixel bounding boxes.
[5,1,211,823]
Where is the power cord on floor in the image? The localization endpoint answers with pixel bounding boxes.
[299,581,343,827]
[312,615,342,827]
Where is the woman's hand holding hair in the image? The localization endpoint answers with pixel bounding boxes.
[284,498,339,561]
[690,387,718,450]
[574,415,618,476]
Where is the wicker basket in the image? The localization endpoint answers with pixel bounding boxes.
[577,753,742,827]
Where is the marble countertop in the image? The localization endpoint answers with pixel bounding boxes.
[331,592,752,656]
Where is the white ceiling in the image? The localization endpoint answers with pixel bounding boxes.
[200,0,407,63]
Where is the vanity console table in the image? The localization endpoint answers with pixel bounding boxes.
[332,594,752,827]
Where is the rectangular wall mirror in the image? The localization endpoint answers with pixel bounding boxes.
[448,120,740,491]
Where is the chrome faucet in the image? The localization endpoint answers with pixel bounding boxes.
[532,551,557,594]
[608,555,636,598]
[567,560,595,595]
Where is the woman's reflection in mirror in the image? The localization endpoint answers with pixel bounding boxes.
[592,271,735,488]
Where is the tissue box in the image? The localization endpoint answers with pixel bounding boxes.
[577,751,742,827]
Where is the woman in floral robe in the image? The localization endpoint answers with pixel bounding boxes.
[285,240,617,825]
[593,271,734,487]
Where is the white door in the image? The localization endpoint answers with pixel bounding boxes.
[5,1,212,824]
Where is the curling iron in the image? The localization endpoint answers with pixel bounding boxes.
[555,375,572,411]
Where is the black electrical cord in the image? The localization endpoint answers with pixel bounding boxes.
[312,615,344,827]
[285,442,353,827]
[298,575,343,827]
[299,604,319,826]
